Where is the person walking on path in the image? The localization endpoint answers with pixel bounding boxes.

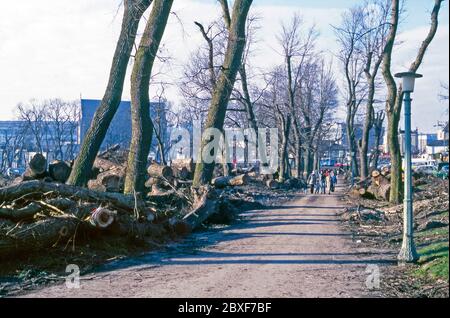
[320,171,326,194]
[331,170,337,192]
[326,171,332,195]
[315,174,321,194]
[307,171,317,194]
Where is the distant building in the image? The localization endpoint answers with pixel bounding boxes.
[80,99,168,158]
[418,133,438,154]
[426,139,449,157]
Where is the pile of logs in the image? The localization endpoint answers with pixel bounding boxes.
[352,170,391,201]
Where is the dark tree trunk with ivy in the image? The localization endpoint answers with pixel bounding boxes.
[124,0,174,194]
[67,0,152,187]
[193,0,253,187]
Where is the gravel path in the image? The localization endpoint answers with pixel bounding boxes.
[21,183,395,298]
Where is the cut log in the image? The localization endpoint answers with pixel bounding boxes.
[266,179,280,189]
[229,174,250,186]
[48,160,71,183]
[171,158,195,174]
[173,167,190,180]
[22,153,47,180]
[88,169,124,193]
[94,157,123,172]
[212,176,232,188]
[29,153,47,177]
[212,174,250,188]
[89,207,116,229]
[147,163,173,179]
[381,167,390,176]
[247,171,258,178]
[377,184,391,201]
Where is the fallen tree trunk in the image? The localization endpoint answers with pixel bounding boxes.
[212,174,250,188]
[0,180,145,212]
[229,174,250,186]
[88,169,124,193]
[181,188,218,230]
[0,215,80,257]
[212,176,232,188]
[0,203,42,221]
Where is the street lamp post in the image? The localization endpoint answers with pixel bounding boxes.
[350,152,355,186]
[395,71,423,264]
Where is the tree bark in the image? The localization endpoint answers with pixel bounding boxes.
[124,0,174,194]
[193,0,253,187]
[67,0,152,187]
[24,153,47,180]
[48,160,71,183]
[147,163,173,179]
[0,181,145,213]
[382,0,443,203]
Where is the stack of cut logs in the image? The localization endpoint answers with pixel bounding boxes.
[352,169,391,201]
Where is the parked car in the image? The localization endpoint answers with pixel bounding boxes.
[434,165,449,180]
[414,165,437,175]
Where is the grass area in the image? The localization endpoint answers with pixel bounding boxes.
[415,238,449,281]
[415,226,449,238]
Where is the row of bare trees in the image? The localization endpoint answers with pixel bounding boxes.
[7,0,441,203]
[180,9,339,184]
[63,0,253,193]
[334,0,444,203]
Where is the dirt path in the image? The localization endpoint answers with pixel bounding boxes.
[21,183,395,298]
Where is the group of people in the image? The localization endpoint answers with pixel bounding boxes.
[306,169,337,195]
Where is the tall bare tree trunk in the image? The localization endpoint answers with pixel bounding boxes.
[68,0,152,187]
[382,0,443,203]
[370,110,385,170]
[124,0,173,194]
[193,0,253,187]
[278,114,291,183]
[346,111,359,177]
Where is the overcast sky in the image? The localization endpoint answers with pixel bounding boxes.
[0,0,448,132]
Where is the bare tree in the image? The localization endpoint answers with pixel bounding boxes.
[17,100,46,153]
[334,8,367,178]
[382,0,444,203]
[193,0,253,187]
[124,0,173,195]
[68,0,152,187]
[370,110,386,170]
[277,14,318,178]
[357,0,390,180]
